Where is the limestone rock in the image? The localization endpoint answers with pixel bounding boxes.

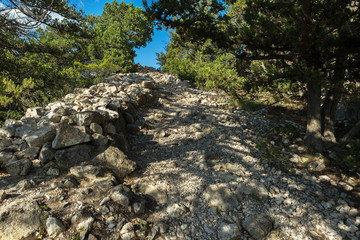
[136,182,168,205]
[15,147,40,160]
[15,124,38,138]
[46,216,65,236]
[55,144,92,168]
[0,201,42,240]
[24,126,56,147]
[120,222,135,240]
[141,80,155,89]
[90,123,103,134]
[133,199,146,214]
[242,214,273,240]
[104,123,116,135]
[236,180,269,200]
[0,152,16,167]
[0,190,6,202]
[218,222,242,240]
[25,107,43,118]
[204,183,239,211]
[0,126,16,138]
[52,126,91,149]
[91,133,108,146]
[111,184,132,207]
[166,203,188,218]
[39,142,55,164]
[5,158,32,176]
[70,165,105,179]
[92,146,135,178]
[74,110,109,126]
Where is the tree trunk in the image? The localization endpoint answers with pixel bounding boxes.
[321,89,340,144]
[321,54,345,146]
[304,79,323,152]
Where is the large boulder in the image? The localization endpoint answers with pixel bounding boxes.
[5,158,32,176]
[52,126,91,149]
[0,201,42,240]
[74,110,109,126]
[25,107,43,118]
[15,124,38,138]
[24,126,56,147]
[92,146,135,178]
[55,144,93,168]
[0,126,17,138]
[242,214,273,240]
[39,142,55,164]
[0,152,16,168]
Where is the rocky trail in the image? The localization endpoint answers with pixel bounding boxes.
[0,71,359,240]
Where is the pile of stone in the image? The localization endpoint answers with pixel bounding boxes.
[0,73,162,240]
[0,73,156,178]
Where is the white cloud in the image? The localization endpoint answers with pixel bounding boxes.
[78,0,85,8]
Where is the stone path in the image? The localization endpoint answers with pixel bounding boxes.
[126,72,360,240]
[0,71,359,240]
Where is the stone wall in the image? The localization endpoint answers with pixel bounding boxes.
[0,73,157,177]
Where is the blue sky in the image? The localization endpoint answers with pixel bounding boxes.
[70,0,170,68]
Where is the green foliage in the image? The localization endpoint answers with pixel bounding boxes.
[271,122,301,141]
[0,0,153,124]
[341,141,360,171]
[87,0,153,74]
[159,33,245,94]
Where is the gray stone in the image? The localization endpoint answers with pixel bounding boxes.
[44,112,62,123]
[47,168,60,176]
[16,179,35,191]
[0,152,16,167]
[137,182,168,205]
[154,222,168,234]
[39,142,55,164]
[24,126,56,147]
[133,199,146,214]
[0,139,12,148]
[0,201,42,240]
[15,124,38,138]
[5,158,32,176]
[46,216,65,236]
[52,126,91,149]
[21,117,39,125]
[104,123,116,135]
[111,184,132,207]
[91,133,109,146]
[120,222,135,240]
[242,214,273,240]
[90,123,103,134]
[0,126,16,138]
[0,190,6,202]
[204,183,239,211]
[15,147,40,160]
[237,180,269,200]
[74,110,109,126]
[141,81,155,89]
[25,107,43,118]
[55,144,93,168]
[218,222,242,240]
[92,146,135,178]
[70,165,105,179]
[166,203,187,218]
